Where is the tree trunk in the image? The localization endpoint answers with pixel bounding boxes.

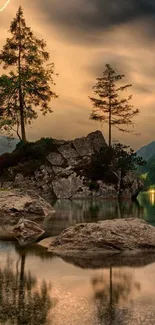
[118,169,123,199]
[109,116,112,147]
[19,90,26,142]
[108,77,112,147]
[18,13,26,142]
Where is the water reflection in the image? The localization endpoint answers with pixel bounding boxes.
[0,251,53,325]
[92,268,141,325]
[44,199,144,236]
[138,192,155,226]
[43,194,155,236]
[149,191,155,206]
[0,241,155,325]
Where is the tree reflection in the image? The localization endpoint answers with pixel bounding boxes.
[92,268,141,325]
[48,199,144,237]
[0,252,52,325]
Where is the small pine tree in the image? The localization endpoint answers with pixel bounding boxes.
[0,6,58,141]
[89,64,139,146]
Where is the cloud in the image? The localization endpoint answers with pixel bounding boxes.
[0,0,155,149]
[38,0,155,44]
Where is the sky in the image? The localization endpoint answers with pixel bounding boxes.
[0,0,155,149]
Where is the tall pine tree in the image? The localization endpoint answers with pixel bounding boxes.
[89,64,139,146]
[0,6,58,141]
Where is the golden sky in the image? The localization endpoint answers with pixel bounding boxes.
[0,0,155,149]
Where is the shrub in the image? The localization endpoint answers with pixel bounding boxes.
[82,143,146,184]
[0,137,58,178]
[89,180,99,191]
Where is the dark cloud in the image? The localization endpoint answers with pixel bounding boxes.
[86,54,132,77]
[40,0,155,43]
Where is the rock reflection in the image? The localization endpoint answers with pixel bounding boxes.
[0,252,53,325]
[92,268,141,325]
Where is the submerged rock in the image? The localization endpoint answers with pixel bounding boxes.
[49,218,155,257]
[12,218,45,246]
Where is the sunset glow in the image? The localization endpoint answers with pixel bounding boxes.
[0,0,155,148]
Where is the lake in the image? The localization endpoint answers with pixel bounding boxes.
[0,191,155,325]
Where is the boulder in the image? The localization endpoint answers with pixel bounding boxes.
[72,130,106,157]
[72,136,93,156]
[12,218,45,246]
[0,189,55,224]
[87,130,107,151]
[49,218,155,257]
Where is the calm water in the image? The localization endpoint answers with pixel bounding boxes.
[0,192,155,325]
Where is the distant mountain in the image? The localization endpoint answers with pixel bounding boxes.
[137,141,155,161]
[137,141,155,187]
[0,136,19,155]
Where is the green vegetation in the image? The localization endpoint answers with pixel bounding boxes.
[137,153,155,190]
[0,137,58,177]
[0,6,58,141]
[89,64,139,147]
[84,143,145,184]
[139,173,148,180]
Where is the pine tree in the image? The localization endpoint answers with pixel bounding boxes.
[0,6,58,141]
[89,64,139,146]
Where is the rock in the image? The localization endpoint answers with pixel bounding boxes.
[49,218,155,257]
[72,130,106,157]
[121,171,144,199]
[70,182,118,199]
[52,166,64,175]
[12,218,45,246]
[87,130,107,151]
[58,143,79,160]
[52,173,84,199]
[72,136,93,156]
[59,166,74,177]
[15,173,25,184]
[0,189,55,224]
[96,181,118,198]
[47,152,65,166]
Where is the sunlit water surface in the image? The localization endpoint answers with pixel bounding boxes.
[0,192,155,325]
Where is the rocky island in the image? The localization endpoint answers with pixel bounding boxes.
[0,130,143,201]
